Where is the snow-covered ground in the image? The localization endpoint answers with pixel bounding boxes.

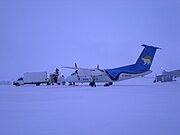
[0,78,180,135]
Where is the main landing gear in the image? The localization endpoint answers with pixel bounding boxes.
[104,82,113,87]
[69,82,76,86]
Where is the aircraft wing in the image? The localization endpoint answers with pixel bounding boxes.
[62,66,104,76]
[62,66,90,71]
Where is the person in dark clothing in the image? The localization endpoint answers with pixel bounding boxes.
[90,76,96,87]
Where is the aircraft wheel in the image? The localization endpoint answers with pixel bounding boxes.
[104,83,109,87]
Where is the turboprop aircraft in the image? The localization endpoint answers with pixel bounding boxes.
[62,44,160,86]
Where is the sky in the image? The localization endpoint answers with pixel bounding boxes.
[0,0,180,80]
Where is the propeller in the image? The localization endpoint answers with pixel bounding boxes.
[75,63,80,80]
[96,64,104,72]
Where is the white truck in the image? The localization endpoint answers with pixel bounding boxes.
[13,72,50,86]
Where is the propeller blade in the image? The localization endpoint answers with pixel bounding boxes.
[74,63,80,80]
[97,64,99,69]
[96,65,104,72]
[75,63,78,68]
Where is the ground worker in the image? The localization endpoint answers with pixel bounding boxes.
[90,76,96,87]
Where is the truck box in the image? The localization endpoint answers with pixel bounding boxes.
[24,72,48,83]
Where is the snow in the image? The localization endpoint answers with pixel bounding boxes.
[0,78,180,135]
[0,81,11,85]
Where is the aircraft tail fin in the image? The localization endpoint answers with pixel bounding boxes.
[135,44,161,71]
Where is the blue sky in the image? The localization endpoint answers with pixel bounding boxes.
[0,0,180,80]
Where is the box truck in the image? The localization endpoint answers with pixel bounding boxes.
[13,72,50,86]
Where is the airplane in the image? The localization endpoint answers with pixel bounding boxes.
[154,68,180,83]
[62,44,161,86]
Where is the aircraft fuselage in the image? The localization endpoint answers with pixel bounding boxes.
[65,70,152,84]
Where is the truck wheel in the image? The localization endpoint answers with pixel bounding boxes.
[36,83,40,86]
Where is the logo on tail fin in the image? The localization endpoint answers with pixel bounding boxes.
[142,55,152,65]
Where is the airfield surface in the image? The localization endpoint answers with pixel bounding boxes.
[0,78,180,135]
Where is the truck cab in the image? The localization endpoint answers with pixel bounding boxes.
[13,77,24,86]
